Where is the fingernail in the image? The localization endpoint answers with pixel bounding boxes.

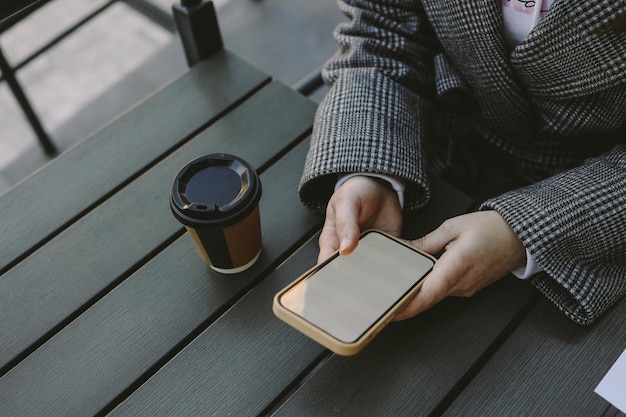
[339,238,349,255]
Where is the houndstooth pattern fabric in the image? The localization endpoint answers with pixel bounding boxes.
[298,0,626,325]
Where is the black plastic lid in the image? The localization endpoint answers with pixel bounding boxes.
[170,154,261,228]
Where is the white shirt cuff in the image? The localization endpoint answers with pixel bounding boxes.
[335,173,405,209]
[512,249,543,279]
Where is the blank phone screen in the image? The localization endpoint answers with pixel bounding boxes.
[279,232,435,343]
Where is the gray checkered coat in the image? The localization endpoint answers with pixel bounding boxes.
[298,0,626,325]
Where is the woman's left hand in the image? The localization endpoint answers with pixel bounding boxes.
[394,210,528,320]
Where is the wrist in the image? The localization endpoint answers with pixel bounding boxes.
[336,173,405,209]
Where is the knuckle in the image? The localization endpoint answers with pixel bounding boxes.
[440,217,459,233]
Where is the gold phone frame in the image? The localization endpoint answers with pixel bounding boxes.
[273,230,436,356]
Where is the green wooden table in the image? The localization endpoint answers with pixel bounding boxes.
[0,48,623,417]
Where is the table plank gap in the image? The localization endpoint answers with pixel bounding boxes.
[256,126,313,174]
[99,223,326,417]
[602,405,626,417]
[107,235,328,417]
[0,228,185,378]
[0,49,270,275]
[0,76,271,277]
[428,291,541,417]
[268,281,537,417]
[0,81,317,377]
[260,349,334,417]
[441,297,626,417]
[0,138,322,417]
[98,143,324,417]
[108,177,505,417]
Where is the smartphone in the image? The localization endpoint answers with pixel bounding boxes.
[273,230,436,356]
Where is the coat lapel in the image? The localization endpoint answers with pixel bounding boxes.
[511,0,626,98]
[421,0,536,141]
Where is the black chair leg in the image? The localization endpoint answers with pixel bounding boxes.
[0,45,57,156]
[172,0,223,67]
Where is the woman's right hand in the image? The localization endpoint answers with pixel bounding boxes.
[318,175,403,262]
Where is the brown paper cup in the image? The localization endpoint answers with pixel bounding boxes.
[170,154,262,273]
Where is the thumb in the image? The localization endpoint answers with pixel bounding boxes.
[410,224,456,257]
[333,200,361,256]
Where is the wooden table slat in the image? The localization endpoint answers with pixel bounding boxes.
[442,297,626,417]
[107,168,519,417]
[110,236,327,417]
[0,50,269,274]
[0,80,317,374]
[0,137,322,417]
[3,45,620,417]
[270,280,538,417]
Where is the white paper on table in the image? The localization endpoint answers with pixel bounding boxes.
[595,348,626,413]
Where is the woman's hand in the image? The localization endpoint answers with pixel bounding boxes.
[393,210,527,320]
[318,176,403,262]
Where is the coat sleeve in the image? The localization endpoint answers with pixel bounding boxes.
[481,144,626,325]
[298,0,439,213]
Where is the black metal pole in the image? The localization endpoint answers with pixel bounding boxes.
[0,45,57,155]
[172,0,223,67]
[3,0,117,77]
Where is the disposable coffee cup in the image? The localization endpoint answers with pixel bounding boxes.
[170,153,262,274]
